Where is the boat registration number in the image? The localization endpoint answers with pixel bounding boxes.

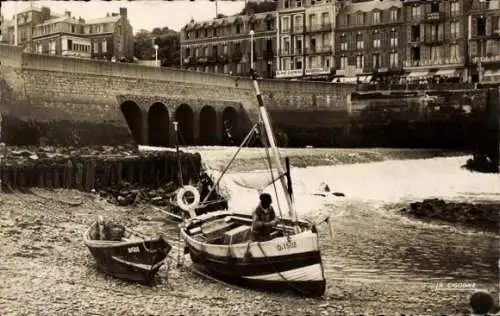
[277,240,297,252]
[128,246,140,254]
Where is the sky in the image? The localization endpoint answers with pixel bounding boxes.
[1,0,246,33]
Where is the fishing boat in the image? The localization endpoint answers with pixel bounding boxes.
[83,216,172,284]
[180,70,326,297]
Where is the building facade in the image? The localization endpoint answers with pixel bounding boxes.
[180,12,277,78]
[32,11,90,58]
[6,6,55,52]
[275,0,336,81]
[468,0,500,83]
[7,6,133,60]
[402,0,470,82]
[86,8,134,61]
[334,0,404,83]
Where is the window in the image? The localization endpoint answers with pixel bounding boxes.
[430,46,441,60]
[223,44,228,54]
[341,41,348,51]
[213,28,218,37]
[71,25,76,33]
[224,64,228,73]
[214,65,218,73]
[451,1,460,16]
[431,2,439,13]
[411,25,420,41]
[267,20,272,30]
[295,60,302,69]
[411,6,422,19]
[322,12,329,25]
[236,24,241,34]
[356,34,363,49]
[186,32,191,40]
[356,55,364,69]
[357,13,365,25]
[340,56,348,69]
[390,30,398,47]
[309,38,316,53]
[372,54,380,68]
[477,17,486,36]
[102,40,107,53]
[284,0,289,9]
[295,0,302,8]
[296,39,303,54]
[295,15,303,28]
[390,9,398,21]
[309,14,316,27]
[67,39,73,51]
[450,44,459,60]
[389,52,398,67]
[282,17,290,31]
[373,12,380,24]
[204,29,208,37]
[450,21,460,38]
[373,32,381,48]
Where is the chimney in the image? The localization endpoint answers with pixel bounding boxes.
[119,8,127,18]
[41,7,51,21]
[64,10,71,18]
[78,17,85,24]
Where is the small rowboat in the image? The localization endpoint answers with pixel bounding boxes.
[83,216,172,284]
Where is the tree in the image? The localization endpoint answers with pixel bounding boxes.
[133,27,180,68]
[239,0,277,15]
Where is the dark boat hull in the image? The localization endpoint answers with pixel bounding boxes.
[181,211,326,297]
[84,223,172,284]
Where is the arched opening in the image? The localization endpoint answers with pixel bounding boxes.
[175,104,194,145]
[199,106,217,145]
[120,101,143,144]
[148,102,170,147]
[222,107,239,146]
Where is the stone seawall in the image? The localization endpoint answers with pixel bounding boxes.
[0,146,202,202]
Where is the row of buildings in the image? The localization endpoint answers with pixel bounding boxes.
[180,0,500,84]
[1,6,134,61]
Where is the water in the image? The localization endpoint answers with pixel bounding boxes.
[193,148,499,291]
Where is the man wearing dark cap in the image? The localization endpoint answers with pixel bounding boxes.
[252,193,277,242]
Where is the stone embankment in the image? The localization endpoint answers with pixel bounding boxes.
[401,199,499,233]
[0,145,201,206]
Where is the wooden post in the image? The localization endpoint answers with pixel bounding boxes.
[116,162,123,187]
[75,161,84,190]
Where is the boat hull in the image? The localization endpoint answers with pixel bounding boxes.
[84,223,171,284]
[181,211,326,297]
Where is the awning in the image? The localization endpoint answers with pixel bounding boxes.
[407,71,429,79]
[336,77,358,83]
[435,69,460,77]
[357,75,372,83]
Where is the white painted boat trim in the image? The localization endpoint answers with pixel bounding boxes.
[111,256,163,271]
[242,263,324,282]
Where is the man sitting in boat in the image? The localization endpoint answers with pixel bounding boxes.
[252,193,277,242]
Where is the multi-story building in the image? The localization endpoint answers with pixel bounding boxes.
[334,0,404,83]
[7,6,133,61]
[6,6,55,52]
[32,11,90,58]
[180,12,277,78]
[85,8,134,61]
[402,0,470,82]
[468,0,500,84]
[275,0,336,81]
[0,15,9,43]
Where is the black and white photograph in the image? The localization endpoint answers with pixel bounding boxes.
[0,0,499,314]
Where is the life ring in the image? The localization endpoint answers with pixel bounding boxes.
[176,185,200,212]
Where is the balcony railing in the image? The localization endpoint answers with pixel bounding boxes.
[403,57,463,67]
[472,55,500,64]
[409,36,421,43]
[425,12,446,22]
[275,69,303,78]
[306,46,332,54]
[279,49,292,56]
[424,35,445,45]
[292,25,304,34]
[306,23,333,33]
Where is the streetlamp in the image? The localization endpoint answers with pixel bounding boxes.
[249,30,255,71]
[153,44,159,67]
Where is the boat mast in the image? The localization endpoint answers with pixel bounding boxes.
[250,70,299,232]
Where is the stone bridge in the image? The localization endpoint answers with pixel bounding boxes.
[0,44,355,147]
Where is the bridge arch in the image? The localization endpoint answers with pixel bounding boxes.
[120,101,143,144]
[199,105,217,145]
[175,104,194,145]
[148,102,170,147]
[222,106,239,146]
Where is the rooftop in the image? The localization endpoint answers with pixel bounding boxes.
[339,0,402,14]
[86,15,121,25]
